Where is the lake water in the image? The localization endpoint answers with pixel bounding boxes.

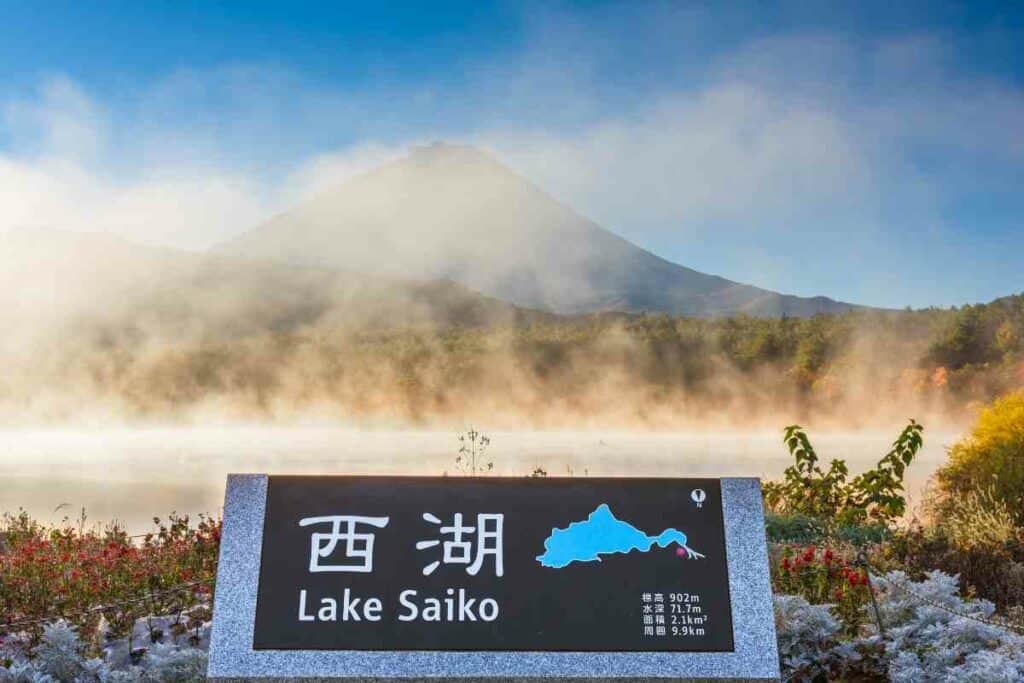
[0,427,958,533]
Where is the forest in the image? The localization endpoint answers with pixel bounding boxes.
[4,291,1021,428]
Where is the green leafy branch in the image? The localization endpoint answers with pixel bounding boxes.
[764,420,924,528]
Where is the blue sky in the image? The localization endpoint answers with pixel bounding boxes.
[1,1,1021,308]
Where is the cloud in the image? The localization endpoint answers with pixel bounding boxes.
[0,13,1021,306]
[484,30,1022,238]
[0,70,422,250]
[278,143,411,204]
[482,82,871,238]
[0,75,285,250]
[0,150,270,252]
[3,76,107,161]
[0,62,876,249]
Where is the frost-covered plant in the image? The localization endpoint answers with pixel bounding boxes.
[0,616,208,683]
[28,622,90,683]
[135,644,206,683]
[775,570,1024,682]
[0,661,56,683]
[872,570,1024,682]
[773,594,888,681]
[774,594,844,680]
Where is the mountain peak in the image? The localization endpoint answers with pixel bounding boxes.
[408,141,488,162]
[402,142,512,181]
[216,146,863,317]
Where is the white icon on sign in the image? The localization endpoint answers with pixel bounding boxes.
[299,515,390,573]
[691,489,707,508]
[416,512,505,577]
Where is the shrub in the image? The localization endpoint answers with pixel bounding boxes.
[0,512,220,652]
[765,513,890,546]
[935,390,1024,525]
[765,514,829,545]
[940,486,1020,550]
[885,525,1024,612]
[763,420,924,528]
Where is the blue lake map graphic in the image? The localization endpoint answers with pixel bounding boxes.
[536,503,705,568]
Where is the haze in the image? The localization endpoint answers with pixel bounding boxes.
[3,2,1023,524]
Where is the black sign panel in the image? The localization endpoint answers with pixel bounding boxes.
[253,476,734,652]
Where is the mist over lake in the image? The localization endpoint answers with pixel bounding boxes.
[0,426,957,534]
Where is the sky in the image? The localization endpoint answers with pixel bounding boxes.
[0,1,1021,309]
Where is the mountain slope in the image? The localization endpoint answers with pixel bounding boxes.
[0,229,548,343]
[217,143,862,317]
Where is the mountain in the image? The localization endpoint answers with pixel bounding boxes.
[0,229,548,342]
[217,143,862,317]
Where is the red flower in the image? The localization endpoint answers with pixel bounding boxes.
[841,569,866,587]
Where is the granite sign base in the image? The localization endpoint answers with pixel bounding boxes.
[212,678,774,682]
[208,475,779,681]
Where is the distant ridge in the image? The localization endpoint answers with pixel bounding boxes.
[0,228,551,336]
[216,143,864,317]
